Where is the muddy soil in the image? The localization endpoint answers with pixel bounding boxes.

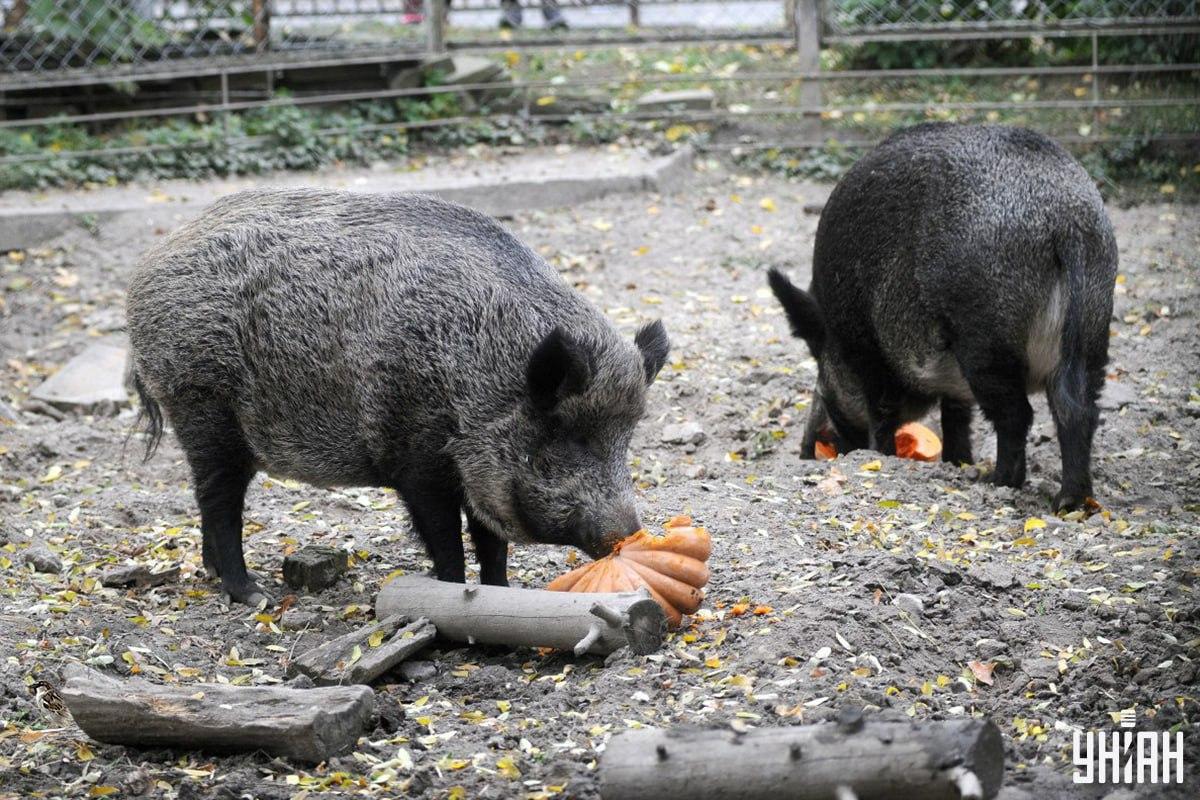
[1,153,1197,799]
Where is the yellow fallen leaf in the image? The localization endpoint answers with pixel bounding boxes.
[39,465,63,483]
[665,124,694,142]
[536,96,556,106]
[497,755,521,779]
[368,630,386,648]
[759,197,777,212]
[1024,517,1046,532]
[862,460,882,472]
[592,219,613,232]
[632,245,649,257]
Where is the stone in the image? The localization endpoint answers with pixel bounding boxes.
[967,561,1016,590]
[283,546,350,593]
[528,92,612,116]
[681,463,707,480]
[398,660,437,683]
[30,340,129,413]
[101,563,180,589]
[442,55,506,86]
[892,593,925,616]
[661,422,706,446]
[1019,657,1058,680]
[1098,380,1138,411]
[23,544,61,574]
[974,638,1008,659]
[281,609,323,631]
[635,88,716,113]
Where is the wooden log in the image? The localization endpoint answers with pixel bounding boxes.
[59,664,374,763]
[600,717,1005,800]
[287,614,436,686]
[376,574,665,656]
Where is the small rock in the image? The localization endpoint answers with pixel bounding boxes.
[398,660,437,683]
[285,674,315,690]
[101,563,180,589]
[661,421,706,446]
[1020,657,1058,680]
[974,638,1008,659]
[280,609,323,630]
[23,545,62,574]
[282,546,349,593]
[802,203,825,216]
[30,340,129,413]
[967,561,1016,590]
[681,463,707,480]
[892,593,925,616]
[634,88,716,112]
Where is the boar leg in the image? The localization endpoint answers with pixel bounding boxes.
[466,510,509,587]
[398,479,466,583]
[1046,355,1104,511]
[955,347,1032,489]
[171,402,264,606]
[940,398,974,465]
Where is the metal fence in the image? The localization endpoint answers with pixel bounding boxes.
[0,1,1197,169]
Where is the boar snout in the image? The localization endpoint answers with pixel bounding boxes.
[571,506,641,559]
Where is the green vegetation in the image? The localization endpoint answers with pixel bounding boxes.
[1,39,1194,197]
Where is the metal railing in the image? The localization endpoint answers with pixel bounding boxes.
[0,1,1196,173]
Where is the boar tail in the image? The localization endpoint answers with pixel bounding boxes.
[131,371,164,461]
[1049,236,1099,424]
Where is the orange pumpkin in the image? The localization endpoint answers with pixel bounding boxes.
[814,422,942,463]
[547,516,711,628]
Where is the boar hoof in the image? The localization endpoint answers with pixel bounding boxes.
[222,576,270,607]
[1052,489,1088,513]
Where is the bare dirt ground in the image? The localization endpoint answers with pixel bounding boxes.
[1,152,1198,799]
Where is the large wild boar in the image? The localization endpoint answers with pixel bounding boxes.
[768,123,1117,511]
[127,189,670,605]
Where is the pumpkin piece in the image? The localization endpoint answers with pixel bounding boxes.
[894,422,942,462]
[814,439,838,461]
[546,561,592,592]
[547,520,711,629]
[606,559,637,593]
[573,560,606,594]
[622,558,704,615]
[812,422,943,462]
[622,521,712,562]
[620,549,709,588]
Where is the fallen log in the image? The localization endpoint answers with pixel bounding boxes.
[287,614,437,686]
[376,574,666,656]
[600,717,1005,800]
[59,663,374,763]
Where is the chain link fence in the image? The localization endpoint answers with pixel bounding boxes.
[824,0,1198,37]
[0,1,1196,180]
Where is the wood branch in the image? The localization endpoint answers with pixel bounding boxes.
[376,575,666,656]
[60,664,374,763]
[600,717,1005,800]
[287,614,436,686]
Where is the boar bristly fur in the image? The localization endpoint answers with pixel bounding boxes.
[127,189,669,604]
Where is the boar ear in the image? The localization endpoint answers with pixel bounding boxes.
[634,320,670,385]
[527,327,594,413]
[767,268,825,357]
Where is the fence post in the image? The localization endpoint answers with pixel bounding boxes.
[794,0,822,114]
[629,0,640,28]
[425,0,446,54]
[252,0,270,52]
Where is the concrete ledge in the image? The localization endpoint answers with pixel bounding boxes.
[0,146,693,250]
